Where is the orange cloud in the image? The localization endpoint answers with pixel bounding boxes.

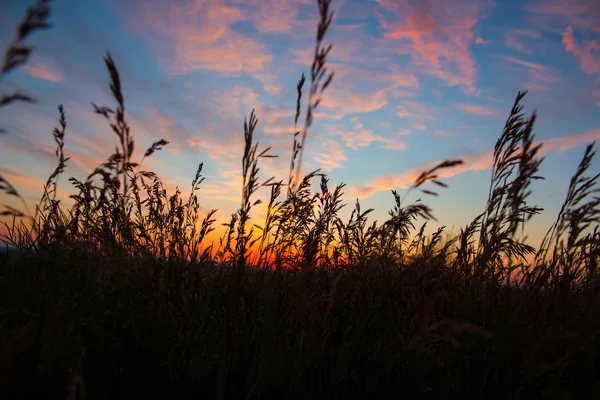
[21,63,63,83]
[0,167,75,209]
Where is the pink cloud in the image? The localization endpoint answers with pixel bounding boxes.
[148,106,177,134]
[375,0,484,92]
[312,138,348,171]
[320,87,389,117]
[0,167,74,205]
[594,90,600,107]
[349,128,600,198]
[395,100,437,122]
[562,26,600,75]
[263,126,294,136]
[21,63,63,83]
[242,0,301,35]
[454,103,495,116]
[327,124,408,152]
[287,56,419,120]
[500,55,547,71]
[187,134,244,162]
[475,36,490,45]
[544,129,600,152]
[127,0,277,93]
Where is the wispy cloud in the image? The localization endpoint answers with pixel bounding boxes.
[496,55,559,92]
[375,0,484,92]
[528,0,600,32]
[327,124,408,152]
[21,62,63,83]
[504,28,541,54]
[127,0,280,93]
[454,103,495,116]
[500,55,546,71]
[312,137,348,171]
[349,128,600,198]
[320,87,389,118]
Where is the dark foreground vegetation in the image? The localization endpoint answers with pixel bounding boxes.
[1,1,600,399]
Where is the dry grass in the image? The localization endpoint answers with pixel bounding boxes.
[1,0,600,399]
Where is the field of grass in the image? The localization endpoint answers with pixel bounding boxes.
[1,1,600,399]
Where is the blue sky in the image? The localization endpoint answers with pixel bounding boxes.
[1,0,599,247]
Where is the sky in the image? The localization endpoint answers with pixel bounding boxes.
[1,0,599,250]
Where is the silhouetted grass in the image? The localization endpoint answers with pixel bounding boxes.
[1,0,600,399]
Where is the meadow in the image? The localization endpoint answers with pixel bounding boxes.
[1,0,600,399]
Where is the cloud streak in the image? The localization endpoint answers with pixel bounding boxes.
[21,62,63,83]
[349,128,600,198]
[454,103,496,116]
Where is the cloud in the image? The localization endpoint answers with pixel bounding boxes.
[320,87,389,117]
[327,123,408,152]
[187,134,244,162]
[128,0,277,92]
[528,0,600,32]
[395,100,437,122]
[562,26,600,75]
[286,57,418,121]
[0,167,74,208]
[375,0,484,92]
[475,36,490,45]
[148,106,177,135]
[504,29,541,54]
[348,128,600,198]
[594,89,600,107]
[496,56,560,92]
[454,103,495,116]
[242,0,302,35]
[543,129,600,152]
[312,138,348,171]
[499,56,546,71]
[21,62,63,83]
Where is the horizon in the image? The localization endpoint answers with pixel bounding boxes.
[1,0,600,250]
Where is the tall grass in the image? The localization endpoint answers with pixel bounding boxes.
[1,0,600,399]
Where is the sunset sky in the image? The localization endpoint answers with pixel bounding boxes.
[1,0,599,248]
